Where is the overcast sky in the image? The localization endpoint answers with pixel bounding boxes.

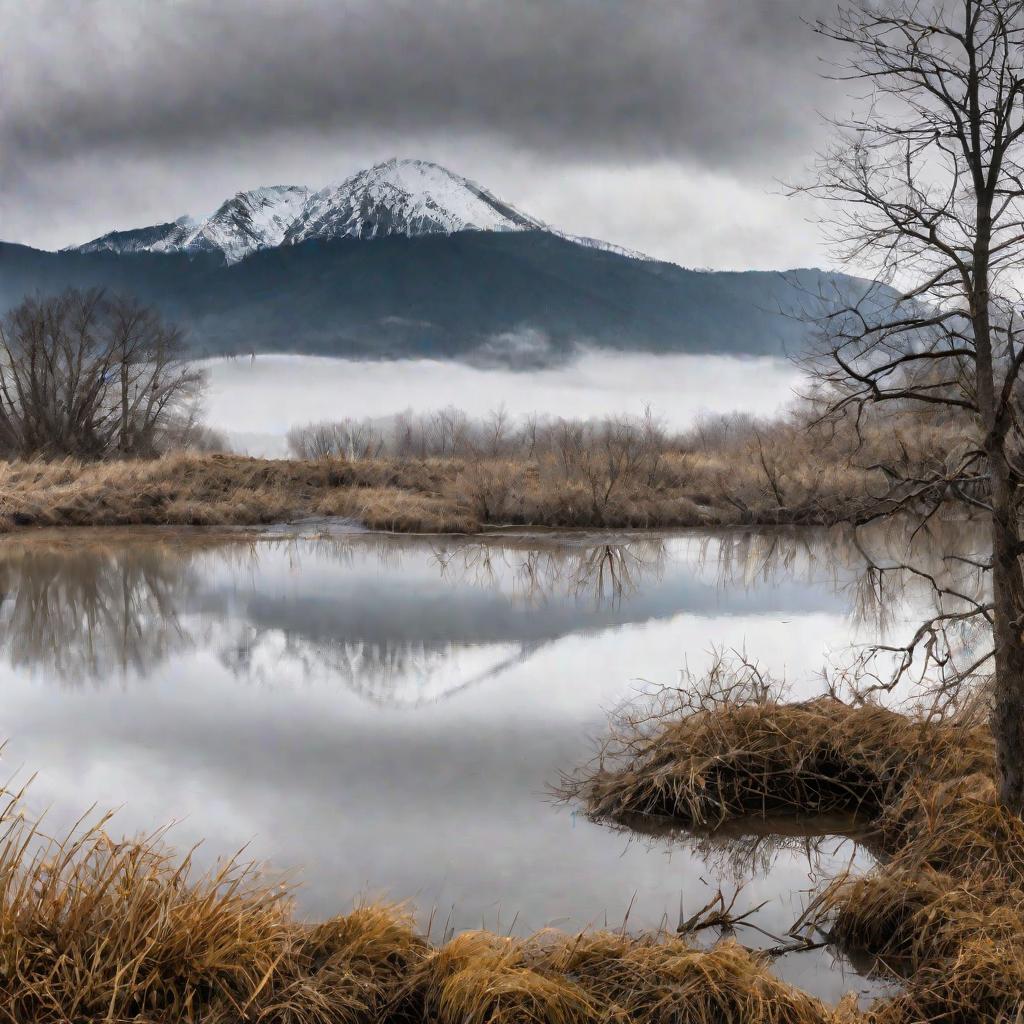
[0,0,848,270]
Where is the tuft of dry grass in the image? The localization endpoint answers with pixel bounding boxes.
[0,774,842,1024]
[564,659,1024,1024]
[412,932,597,1024]
[0,798,423,1023]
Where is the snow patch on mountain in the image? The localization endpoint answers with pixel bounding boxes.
[74,217,197,256]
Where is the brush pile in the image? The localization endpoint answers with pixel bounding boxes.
[564,660,1024,1023]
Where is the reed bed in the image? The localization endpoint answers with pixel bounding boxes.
[563,661,1024,1023]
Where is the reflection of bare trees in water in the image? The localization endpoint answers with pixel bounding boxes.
[1,526,979,706]
[0,534,670,700]
[0,542,206,685]
[700,521,991,705]
[430,536,668,608]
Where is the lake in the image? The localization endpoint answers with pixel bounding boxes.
[0,523,980,1003]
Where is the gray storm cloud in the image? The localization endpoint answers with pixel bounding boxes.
[3,0,838,164]
[0,0,843,262]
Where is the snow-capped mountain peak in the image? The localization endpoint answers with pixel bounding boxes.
[284,158,543,244]
[70,159,650,264]
[155,185,311,263]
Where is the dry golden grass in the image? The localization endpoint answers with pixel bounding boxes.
[531,931,829,1024]
[0,453,461,535]
[0,772,843,1024]
[0,798,423,1023]
[564,661,1024,1024]
[0,445,894,538]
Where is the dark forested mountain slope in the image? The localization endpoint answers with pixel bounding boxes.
[0,230,883,364]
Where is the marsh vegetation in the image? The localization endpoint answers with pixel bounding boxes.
[0,390,962,537]
[6,0,1024,1018]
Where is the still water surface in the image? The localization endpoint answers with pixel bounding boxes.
[0,525,979,1003]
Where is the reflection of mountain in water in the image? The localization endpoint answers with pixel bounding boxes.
[213,539,691,706]
[0,526,984,705]
[220,628,531,707]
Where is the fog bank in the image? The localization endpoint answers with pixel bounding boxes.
[201,350,802,456]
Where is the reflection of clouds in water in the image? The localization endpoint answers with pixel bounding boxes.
[200,351,802,456]
[0,525,952,1005]
[0,525,985,705]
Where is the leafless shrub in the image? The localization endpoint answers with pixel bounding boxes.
[287,418,385,461]
[0,289,204,459]
[448,459,526,522]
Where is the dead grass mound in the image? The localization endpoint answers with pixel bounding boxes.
[533,931,830,1024]
[562,662,992,834]
[871,934,1024,1024]
[412,932,597,1024]
[564,659,1024,1023]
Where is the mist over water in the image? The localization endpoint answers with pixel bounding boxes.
[200,350,803,456]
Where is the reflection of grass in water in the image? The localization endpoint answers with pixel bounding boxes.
[611,808,876,885]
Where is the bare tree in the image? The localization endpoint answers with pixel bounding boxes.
[799,0,1024,810]
[479,403,511,457]
[576,415,656,517]
[286,418,384,460]
[0,289,204,459]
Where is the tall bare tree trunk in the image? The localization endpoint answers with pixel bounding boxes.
[990,462,1024,811]
[975,190,1024,812]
